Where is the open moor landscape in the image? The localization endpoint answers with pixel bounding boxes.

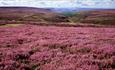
[0,7,115,70]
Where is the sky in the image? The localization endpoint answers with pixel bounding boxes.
[0,0,115,8]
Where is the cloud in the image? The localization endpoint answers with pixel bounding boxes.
[0,0,77,8]
[80,1,95,6]
[0,0,115,8]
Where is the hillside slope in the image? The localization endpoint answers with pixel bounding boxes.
[0,7,115,25]
[0,7,67,23]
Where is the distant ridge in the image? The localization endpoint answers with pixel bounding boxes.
[0,7,115,13]
[0,7,52,13]
[50,8,115,12]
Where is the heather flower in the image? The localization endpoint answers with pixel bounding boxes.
[0,24,115,70]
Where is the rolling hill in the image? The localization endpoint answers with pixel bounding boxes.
[0,7,115,25]
[0,7,67,23]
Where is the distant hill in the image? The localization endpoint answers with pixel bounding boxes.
[50,8,115,12]
[0,7,115,25]
[50,8,94,12]
[0,7,67,22]
[1,7,114,13]
[63,9,115,25]
[0,7,52,13]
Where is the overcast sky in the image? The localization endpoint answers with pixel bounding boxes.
[0,0,115,8]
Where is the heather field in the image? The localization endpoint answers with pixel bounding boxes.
[0,24,115,70]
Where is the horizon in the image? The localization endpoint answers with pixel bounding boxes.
[0,0,115,9]
[0,6,115,9]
